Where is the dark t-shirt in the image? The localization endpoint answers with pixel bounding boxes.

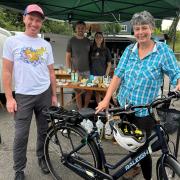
[90,46,112,76]
[66,36,90,72]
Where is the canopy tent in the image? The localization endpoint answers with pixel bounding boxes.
[0,0,179,22]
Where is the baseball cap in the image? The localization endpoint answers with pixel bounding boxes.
[24,4,44,19]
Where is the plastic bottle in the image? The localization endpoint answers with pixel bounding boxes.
[104,111,113,140]
[104,121,113,140]
[96,116,104,139]
[80,119,87,129]
[74,72,79,82]
[71,71,75,82]
[85,119,93,134]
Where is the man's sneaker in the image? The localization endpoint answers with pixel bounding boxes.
[122,166,141,180]
[14,171,25,180]
[38,156,50,174]
[104,121,113,140]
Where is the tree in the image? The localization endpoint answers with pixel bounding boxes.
[0,7,73,35]
[155,19,162,31]
[102,23,121,34]
[0,8,24,31]
[167,13,180,41]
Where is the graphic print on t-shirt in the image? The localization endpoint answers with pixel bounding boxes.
[20,47,47,66]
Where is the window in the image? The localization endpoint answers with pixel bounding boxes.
[121,25,127,32]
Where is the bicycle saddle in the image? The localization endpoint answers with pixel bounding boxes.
[78,108,95,119]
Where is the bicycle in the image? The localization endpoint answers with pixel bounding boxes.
[43,91,180,180]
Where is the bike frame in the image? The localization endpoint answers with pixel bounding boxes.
[44,92,180,180]
[51,118,170,180]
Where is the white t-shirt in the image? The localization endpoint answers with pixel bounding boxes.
[3,33,54,95]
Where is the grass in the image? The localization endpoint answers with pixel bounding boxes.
[167,35,180,61]
[169,39,180,53]
[164,32,180,61]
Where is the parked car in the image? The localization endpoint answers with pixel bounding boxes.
[103,34,136,68]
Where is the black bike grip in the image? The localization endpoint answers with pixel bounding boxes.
[108,107,124,113]
[96,111,106,117]
[175,91,180,98]
[168,91,180,98]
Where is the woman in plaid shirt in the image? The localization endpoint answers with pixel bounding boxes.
[96,11,180,180]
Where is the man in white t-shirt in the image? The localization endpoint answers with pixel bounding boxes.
[2,4,57,180]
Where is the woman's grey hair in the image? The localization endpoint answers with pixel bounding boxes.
[130,11,155,28]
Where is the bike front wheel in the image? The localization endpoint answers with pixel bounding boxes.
[44,124,101,180]
[156,155,180,180]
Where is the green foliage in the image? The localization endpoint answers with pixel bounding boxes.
[176,31,180,39]
[102,23,121,34]
[114,23,121,33]
[168,31,180,53]
[42,20,73,35]
[153,20,163,35]
[153,28,163,35]
[0,8,24,31]
[167,15,180,41]
[0,7,73,35]
[155,19,162,30]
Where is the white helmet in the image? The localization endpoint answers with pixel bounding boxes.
[112,120,146,152]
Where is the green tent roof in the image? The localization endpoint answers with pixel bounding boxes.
[0,0,179,22]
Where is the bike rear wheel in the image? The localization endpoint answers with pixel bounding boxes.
[44,124,101,180]
[156,155,180,180]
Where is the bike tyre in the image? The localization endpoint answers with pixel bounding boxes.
[156,155,180,180]
[44,124,102,180]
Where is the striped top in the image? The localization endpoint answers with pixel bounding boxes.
[114,41,180,117]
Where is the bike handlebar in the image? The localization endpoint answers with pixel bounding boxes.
[150,91,179,108]
[42,91,179,120]
[107,91,180,114]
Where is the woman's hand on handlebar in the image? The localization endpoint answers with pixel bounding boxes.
[95,99,109,114]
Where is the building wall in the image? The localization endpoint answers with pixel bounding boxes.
[121,21,132,34]
[44,33,71,68]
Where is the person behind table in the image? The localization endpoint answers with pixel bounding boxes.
[2,4,57,180]
[96,11,180,180]
[90,31,112,104]
[66,20,92,109]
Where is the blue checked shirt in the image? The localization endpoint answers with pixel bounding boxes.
[114,41,180,117]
